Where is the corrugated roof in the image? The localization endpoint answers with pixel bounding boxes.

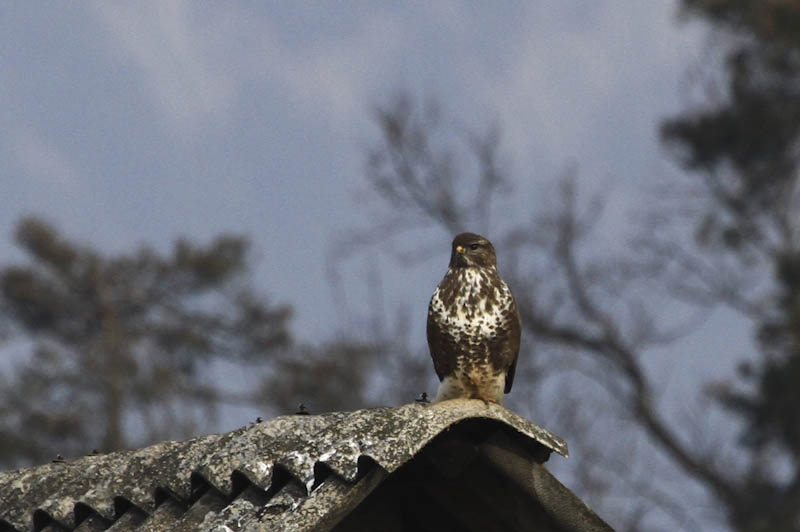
[0,400,569,532]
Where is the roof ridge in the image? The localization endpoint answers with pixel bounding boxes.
[0,401,567,531]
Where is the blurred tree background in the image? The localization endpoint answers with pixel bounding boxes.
[0,219,292,464]
[1,1,799,530]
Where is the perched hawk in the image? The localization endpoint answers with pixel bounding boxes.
[427,233,521,404]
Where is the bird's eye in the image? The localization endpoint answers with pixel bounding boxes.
[469,243,479,250]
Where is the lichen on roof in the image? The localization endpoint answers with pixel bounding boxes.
[0,399,568,532]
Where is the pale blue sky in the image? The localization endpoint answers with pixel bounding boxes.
[1,2,704,341]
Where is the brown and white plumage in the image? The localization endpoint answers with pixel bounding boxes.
[427,233,521,404]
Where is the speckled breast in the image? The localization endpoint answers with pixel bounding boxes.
[429,266,514,368]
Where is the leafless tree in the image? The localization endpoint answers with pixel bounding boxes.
[332,70,797,528]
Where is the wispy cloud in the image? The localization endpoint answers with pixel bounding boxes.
[250,12,405,125]
[12,127,78,185]
[88,2,408,133]
[90,1,237,130]
[487,2,698,165]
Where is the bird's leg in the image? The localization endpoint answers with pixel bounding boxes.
[471,393,500,406]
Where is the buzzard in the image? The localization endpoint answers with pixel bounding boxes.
[427,233,521,404]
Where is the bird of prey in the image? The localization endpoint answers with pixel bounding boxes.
[427,233,521,405]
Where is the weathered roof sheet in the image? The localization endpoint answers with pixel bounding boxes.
[0,400,569,532]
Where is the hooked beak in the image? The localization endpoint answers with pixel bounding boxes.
[456,245,464,253]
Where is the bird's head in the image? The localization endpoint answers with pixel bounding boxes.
[448,232,497,269]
